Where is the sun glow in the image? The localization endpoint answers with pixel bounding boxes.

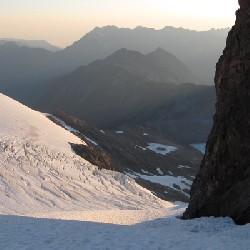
[0,0,239,47]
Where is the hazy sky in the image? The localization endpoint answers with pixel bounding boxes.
[1,0,239,47]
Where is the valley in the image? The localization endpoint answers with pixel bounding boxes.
[1,2,249,246]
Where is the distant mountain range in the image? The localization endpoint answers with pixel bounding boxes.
[39,48,215,143]
[0,25,228,100]
[0,38,61,51]
[0,25,222,143]
[63,26,229,84]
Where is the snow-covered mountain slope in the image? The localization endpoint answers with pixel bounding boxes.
[1,94,249,249]
[0,93,170,215]
[0,93,83,153]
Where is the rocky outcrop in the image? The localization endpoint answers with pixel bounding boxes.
[182,0,250,225]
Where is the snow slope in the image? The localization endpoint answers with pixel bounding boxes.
[0,93,249,249]
[0,93,170,214]
[0,214,249,250]
[0,93,84,153]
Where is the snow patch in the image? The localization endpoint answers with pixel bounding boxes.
[116,131,124,134]
[146,143,177,155]
[84,136,98,146]
[138,175,192,192]
[178,165,191,169]
[141,169,150,174]
[128,171,192,195]
[157,168,164,175]
[135,145,146,151]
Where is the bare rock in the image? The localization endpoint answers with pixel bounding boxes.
[182,1,250,225]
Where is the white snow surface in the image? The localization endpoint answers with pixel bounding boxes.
[116,130,124,134]
[0,209,249,249]
[0,94,249,249]
[48,114,98,145]
[0,94,83,154]
[157,167,164,175]
[129,172,192,195]
[178,164,191,169]
[46,114,81,135]
[0,93,169,215]
[147,143,177,155]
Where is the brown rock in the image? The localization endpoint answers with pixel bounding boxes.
[238,0,250,8]
[182,1,250,224]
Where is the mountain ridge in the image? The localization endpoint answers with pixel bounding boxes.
[0,25,228,104]
[38,47,215,143]
[64,25,230,84]
[39,47,198,122]
[0,38,61,52]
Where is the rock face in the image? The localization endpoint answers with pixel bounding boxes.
[182,1,250,225]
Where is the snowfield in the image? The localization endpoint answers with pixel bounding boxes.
[0,94,84,153]
[0,93,249,249]
[0,213,249,250]
[0,93,169,214]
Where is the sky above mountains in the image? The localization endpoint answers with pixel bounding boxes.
[1,0,239,47]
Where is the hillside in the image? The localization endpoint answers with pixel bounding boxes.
[39,48,215,143]
[0,42,76,96]
[48,111,203,202]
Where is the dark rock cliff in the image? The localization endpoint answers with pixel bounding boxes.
[182,0,250,225]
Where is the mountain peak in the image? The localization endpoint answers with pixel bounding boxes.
[152,47,169,54]
[107,48,143,60]
[147,47,175,59]
[93,25,119,31]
